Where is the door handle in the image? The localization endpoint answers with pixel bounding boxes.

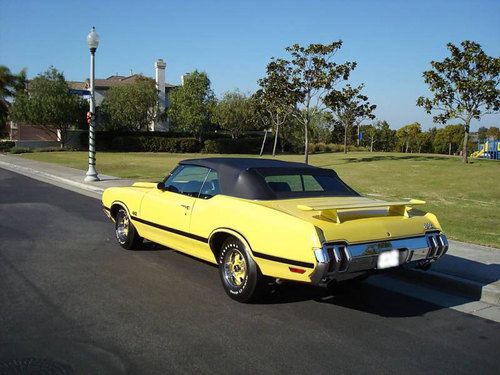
[180,204,190,210]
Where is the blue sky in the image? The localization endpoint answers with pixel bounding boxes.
[1,0,499,129]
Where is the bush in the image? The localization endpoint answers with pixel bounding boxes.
[9,146,33,154]
[308,142,368,153]
[79,130,268,154]
[109,136,202,153]
[0,141,15,152]
[315,142,327,152]
[202,137,263,154]
[34,147,73,152]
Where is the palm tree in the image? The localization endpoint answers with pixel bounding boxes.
[1,65,26,136]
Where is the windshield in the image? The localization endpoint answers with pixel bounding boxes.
[253,167,359,199]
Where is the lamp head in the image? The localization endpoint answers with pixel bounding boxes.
[86,26,100,52]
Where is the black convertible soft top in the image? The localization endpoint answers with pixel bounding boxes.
[178,158,358,200]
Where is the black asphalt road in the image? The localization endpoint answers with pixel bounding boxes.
[1,168,499,374]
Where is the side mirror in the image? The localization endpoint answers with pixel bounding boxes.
[157,182,165,190]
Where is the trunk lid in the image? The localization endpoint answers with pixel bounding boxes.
[255,196,434,243]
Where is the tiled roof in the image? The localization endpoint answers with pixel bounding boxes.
[95,74,146,88]
[31,75,177,91]
[68,81,87,90]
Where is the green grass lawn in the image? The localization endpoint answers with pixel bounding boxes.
[22,151,500,248]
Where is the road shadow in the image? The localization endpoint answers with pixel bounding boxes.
[255,279,458,318]
[133,241,498,319]
[255,252,500,317]
[433,254,500,285]
[95,177,123,182]
[132,241,169,252]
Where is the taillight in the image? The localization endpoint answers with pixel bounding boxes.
[289,267,306,274]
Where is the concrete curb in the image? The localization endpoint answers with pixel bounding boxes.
[393,268,500,306]
[0,159,105,195]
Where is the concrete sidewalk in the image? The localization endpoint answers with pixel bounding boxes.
[1,152,499,306]
[0,153,134,197]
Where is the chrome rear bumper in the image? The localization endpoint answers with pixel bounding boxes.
[311,232,448,285]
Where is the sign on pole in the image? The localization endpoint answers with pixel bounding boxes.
[69,89,91,95]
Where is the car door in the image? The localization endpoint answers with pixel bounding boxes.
[139,165,210,249]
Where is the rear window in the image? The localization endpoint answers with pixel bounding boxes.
[254,168,358,198]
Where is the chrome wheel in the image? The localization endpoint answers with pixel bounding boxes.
[116,212,130,244]
[223,249,248,288]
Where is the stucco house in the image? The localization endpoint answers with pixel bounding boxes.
[8,58,177,145]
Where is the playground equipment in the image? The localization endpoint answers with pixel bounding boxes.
[472,139,500,160]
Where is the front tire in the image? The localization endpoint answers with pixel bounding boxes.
[115,208,143,250]
[219,238,264,303]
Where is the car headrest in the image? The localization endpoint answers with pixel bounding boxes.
[268,181,292,192]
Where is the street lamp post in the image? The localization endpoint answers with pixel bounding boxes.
[84,26,100,182]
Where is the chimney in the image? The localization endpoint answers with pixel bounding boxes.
[155,59,166,109]
[155,59,166,91]
[151,59,167,131]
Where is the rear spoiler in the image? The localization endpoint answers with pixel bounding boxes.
[297,199,426,223]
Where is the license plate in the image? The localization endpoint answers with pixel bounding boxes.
[377,250,400,269]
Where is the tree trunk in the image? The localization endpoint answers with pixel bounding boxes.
[370,138,374,152]
[462,122,470,163]
[272,123,279,157]
[59,128,66,149]
[405,141,409,153]
[343,124,348,154]
[304,119,309,164]
[259,130,268,157]
[448,142,451,155]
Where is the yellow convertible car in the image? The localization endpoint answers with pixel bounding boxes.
[102,158,448,302]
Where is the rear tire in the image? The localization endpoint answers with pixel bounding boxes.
[115,208,143,250]
[218,238,265,303]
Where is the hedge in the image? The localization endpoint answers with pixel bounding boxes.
[9,146,33,154]
[202,137,264,154]
[78,130,268,153]
[0,141,15,152]
[79,130,230,151]
[108,136,201,152]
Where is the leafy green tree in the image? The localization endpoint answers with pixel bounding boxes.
[271,41,356,163]
[486,126,499,139]
[360,121,382,152]
[477,126,488,143]
[415,130,434,153]
[417,41,500,163]
[213,91,256,139]
[256,59,295,156]
[310,111,334,144]
[248,92,273,156]
[10,67,86,147]
[421,127,437,153]
[377,120,396,151]
[100,76,159,131]
[396,122,422,153]
[433,124,464,155]
[168,71,216,140]
[325,84,376,153]
[0,65,26,137]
